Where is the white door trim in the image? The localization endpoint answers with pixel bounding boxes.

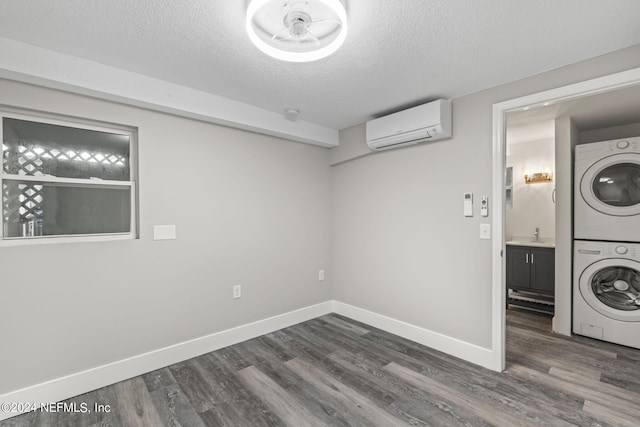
[491,66,640,372]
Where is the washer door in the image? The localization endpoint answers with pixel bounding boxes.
[580,259,640,322]
[580,154,640,216]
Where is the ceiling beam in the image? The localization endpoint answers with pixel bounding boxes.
[0,38,339,148]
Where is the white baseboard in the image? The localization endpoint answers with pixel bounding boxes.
[0,301,334,422]
[333,301,498,371]
[1,299,499,422]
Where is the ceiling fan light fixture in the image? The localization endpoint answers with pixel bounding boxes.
[246,0,348,62]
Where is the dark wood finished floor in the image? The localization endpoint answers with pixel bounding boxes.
[3,309,640,426]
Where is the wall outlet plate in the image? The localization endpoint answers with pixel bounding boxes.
[153,225,176,240]
[480,223,491,240]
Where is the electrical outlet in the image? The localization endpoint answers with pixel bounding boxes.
[318,269,325,281]
[233,285,241,299]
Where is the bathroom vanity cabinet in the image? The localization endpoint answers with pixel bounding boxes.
[506,244,555,312]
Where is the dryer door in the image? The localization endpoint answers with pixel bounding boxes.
[580,153,640,216]
[579,259,640,322]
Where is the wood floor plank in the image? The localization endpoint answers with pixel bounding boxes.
[327,349,494,426]
[506,328,616,371]
[169,359,223,413]
[231,338,356,426]
[548,366,640,407]
[583,399,640,427]
[143,367,179,393]
[505,309,553,332]
[384,361,539,427]
[112,377,166,427]
[254,335,296,363]
[200,352,285,426]
[317,314,371,336]
[238,365,324,427]
[508,325,618,359]
[147,383,206,427]
[508,364,640,419]
[508,346,603,380]
[600,371,640,394]
[283,339,401,408]
[143,368,206,427]
[284,357,411,427]
[294,321,392,368]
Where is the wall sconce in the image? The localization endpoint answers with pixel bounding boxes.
[524,169,553,184]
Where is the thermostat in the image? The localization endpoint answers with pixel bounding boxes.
[464,193,473,217]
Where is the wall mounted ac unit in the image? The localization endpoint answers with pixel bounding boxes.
[366,99,452,151]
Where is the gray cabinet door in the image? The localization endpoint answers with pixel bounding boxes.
[530,247,555,295]
[507,246,531,290]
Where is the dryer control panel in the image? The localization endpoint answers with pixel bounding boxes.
[607,137,640,152]
[575,136,640,160]
[604,243,639,259]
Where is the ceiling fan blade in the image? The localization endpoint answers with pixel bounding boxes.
[272,28,291,41]
[311,19,342,27]
[306,31,321,46]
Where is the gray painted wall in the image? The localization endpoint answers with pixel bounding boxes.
[0,79,332,394]
[331,45,640,349]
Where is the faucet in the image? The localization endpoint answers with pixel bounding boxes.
[533,227,540,242]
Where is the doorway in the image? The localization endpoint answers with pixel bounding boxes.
[504,110,557,316]
[490,67,640,372]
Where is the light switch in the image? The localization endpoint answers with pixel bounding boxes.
[154,225,176,240]
[479,223,491,240]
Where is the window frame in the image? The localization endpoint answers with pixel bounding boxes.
[0,107,138,245]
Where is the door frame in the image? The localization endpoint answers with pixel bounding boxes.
[491,66,640,372]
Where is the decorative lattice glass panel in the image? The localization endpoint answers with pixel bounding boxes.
[2,118,130,181]
[3,180,131,238]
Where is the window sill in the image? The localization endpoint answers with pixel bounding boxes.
[0,233,136,247]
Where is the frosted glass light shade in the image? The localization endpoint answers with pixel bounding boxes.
[246,0,348,62]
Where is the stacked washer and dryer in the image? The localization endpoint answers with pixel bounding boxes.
[574,136,640,349]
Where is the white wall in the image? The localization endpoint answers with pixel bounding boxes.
[0,79,332,395]
[553,116,578,335]
[331,44,640,351]
[580,122,640,144]
[506,138,555,241]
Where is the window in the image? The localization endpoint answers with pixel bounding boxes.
[1,111,137,242]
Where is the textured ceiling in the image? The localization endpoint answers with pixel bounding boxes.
[1,1,640,130]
